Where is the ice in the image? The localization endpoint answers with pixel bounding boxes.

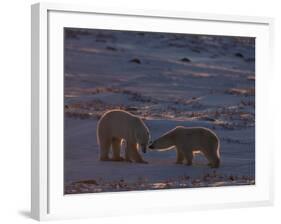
[64,28,255,193]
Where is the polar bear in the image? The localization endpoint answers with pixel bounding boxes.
[148,126,220,168]
[97,109,150,163]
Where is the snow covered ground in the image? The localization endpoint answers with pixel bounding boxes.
[64,28,255,194]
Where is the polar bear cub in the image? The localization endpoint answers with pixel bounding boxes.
[97,109,150,163]
[148,126,220,168]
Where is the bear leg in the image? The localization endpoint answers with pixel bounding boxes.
[111,138,124,161]
[175,148,184,164]
[128,142,148,164]
[124,144,132,162]
[181,147,193,166]
[202,147,220,168]
[207,153,220,168]
[99,139,111,161]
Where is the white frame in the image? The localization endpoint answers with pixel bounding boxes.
[31,2,274,221]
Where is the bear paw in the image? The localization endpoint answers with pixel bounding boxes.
[125,158,133,163]
[137,160,148,164]
[208,163,219,168]
[100,157,111,161]
[111,157,124,162]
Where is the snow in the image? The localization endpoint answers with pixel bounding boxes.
[64,28,255,194]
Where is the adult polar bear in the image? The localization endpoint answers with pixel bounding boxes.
[148,126,220,168]
[97,110,150,163]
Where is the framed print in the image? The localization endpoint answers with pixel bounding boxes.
[31,2,274,221]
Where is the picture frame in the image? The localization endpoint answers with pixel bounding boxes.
[31,2,274,221]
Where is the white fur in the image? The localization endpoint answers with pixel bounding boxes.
[149,126,220,168]
[97,110,150,163]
